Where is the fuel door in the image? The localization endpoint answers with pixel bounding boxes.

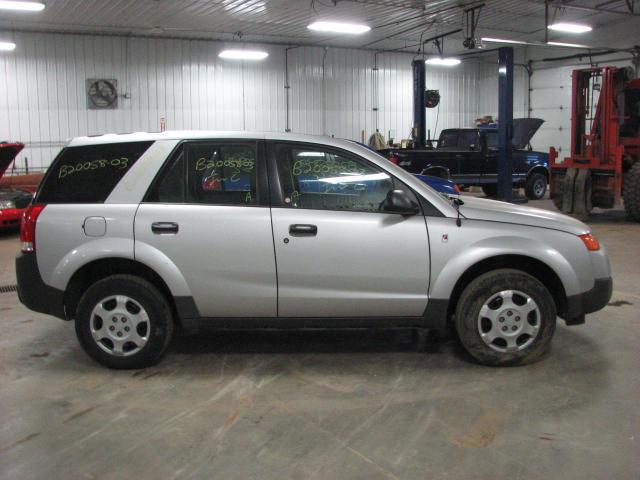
[83,216,106,237]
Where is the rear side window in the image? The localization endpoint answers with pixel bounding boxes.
[146,141,258,206]
[37,141,153,203]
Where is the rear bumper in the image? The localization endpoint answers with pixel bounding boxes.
[563,277,613,324]
[15,253,66,320]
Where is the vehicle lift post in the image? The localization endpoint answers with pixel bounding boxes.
[412,59,427,149]
[497,47,514,202]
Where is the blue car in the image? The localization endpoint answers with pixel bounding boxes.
[414,174,461,196]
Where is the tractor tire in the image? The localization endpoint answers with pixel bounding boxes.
[623,162,640,222]
[552,173,564,211]
[482,185,497,197]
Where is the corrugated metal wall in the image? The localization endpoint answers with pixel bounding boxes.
[529,58,635,156]
[0,31,503,169]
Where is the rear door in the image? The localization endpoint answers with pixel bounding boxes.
[134,140,277,317]
[268,141,431,318]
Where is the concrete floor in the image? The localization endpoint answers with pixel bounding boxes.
[0,198,638,479]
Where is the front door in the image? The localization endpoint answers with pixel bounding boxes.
[269,142,431,318]
[134,140,277,317]
[454,130,483,184]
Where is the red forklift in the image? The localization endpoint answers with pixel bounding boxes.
[550,66,640,220]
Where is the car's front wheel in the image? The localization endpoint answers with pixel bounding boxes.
[454,269,556,366]
[75,275,174,369]
[525,172,547,200]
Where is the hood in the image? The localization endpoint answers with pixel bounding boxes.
[512,118,543,150]
[0,142,24,180]
[459,196,589,235]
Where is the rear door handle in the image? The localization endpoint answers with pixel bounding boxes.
[289,224,317,236]
[151,222,179,234]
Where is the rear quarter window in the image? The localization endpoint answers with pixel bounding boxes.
[36,141,153,203]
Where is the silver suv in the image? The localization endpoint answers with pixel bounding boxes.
[16,132,612,369]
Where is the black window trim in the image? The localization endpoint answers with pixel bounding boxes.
[142,138,269,208]
[267,140,434,216]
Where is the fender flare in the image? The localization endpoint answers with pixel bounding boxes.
[420,165,451,179]
[429,235,580,301]
[48,237,135,290]
[133,241,192,297]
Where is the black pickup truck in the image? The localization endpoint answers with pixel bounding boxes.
[379,118,551,200]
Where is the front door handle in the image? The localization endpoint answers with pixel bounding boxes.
[151,222,179,234]
[289,224,317,236]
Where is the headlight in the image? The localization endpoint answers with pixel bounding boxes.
[0,200,16,210]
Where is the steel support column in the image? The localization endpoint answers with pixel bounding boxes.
[498,47,514,201]
[412,59,426,149]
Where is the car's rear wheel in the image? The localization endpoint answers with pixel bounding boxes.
[75,275,174,369]
[525,172,547,200]
[454,269,556,366]
[481,184,497,197]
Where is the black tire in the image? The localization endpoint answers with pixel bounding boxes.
[75,275,174,369]
[481,184,497,197]
[623,162,640,222]
[525,172,547,200]
[454,269,556,367]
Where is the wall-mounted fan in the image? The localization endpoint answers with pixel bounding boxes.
[86,79,118,109]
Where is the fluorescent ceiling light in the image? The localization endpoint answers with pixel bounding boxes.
[307,21,370,34]
[547,41,591,49]
[296,151,325,157]
[0,1,45,11]
[482,37,528,45]
[0,41,16,51]
[426,57,461,66]
[321,173,389,184]
[218,49,268,60]
[548,22,592,34]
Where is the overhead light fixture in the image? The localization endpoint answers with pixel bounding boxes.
[307,21,371,34]
[548,22,592,34]
[547,41,591,49]
[481,37,528,45]
[0,1,45,11]
[0,41,16,51]
[218,49,269,60]
[426,57,461,66]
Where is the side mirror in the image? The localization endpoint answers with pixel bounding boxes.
[382,190,420,215]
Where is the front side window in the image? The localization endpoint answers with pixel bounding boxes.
[275,144,397,213]
[147,141,258,205]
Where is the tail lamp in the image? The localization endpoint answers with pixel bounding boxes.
[20,204,45,253]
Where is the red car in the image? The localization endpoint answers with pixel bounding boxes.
[0,142,35,230]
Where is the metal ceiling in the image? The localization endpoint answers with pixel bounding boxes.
[0,0,638,53]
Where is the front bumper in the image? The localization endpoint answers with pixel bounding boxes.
[563,277,613,325]
[16,253,66,320]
